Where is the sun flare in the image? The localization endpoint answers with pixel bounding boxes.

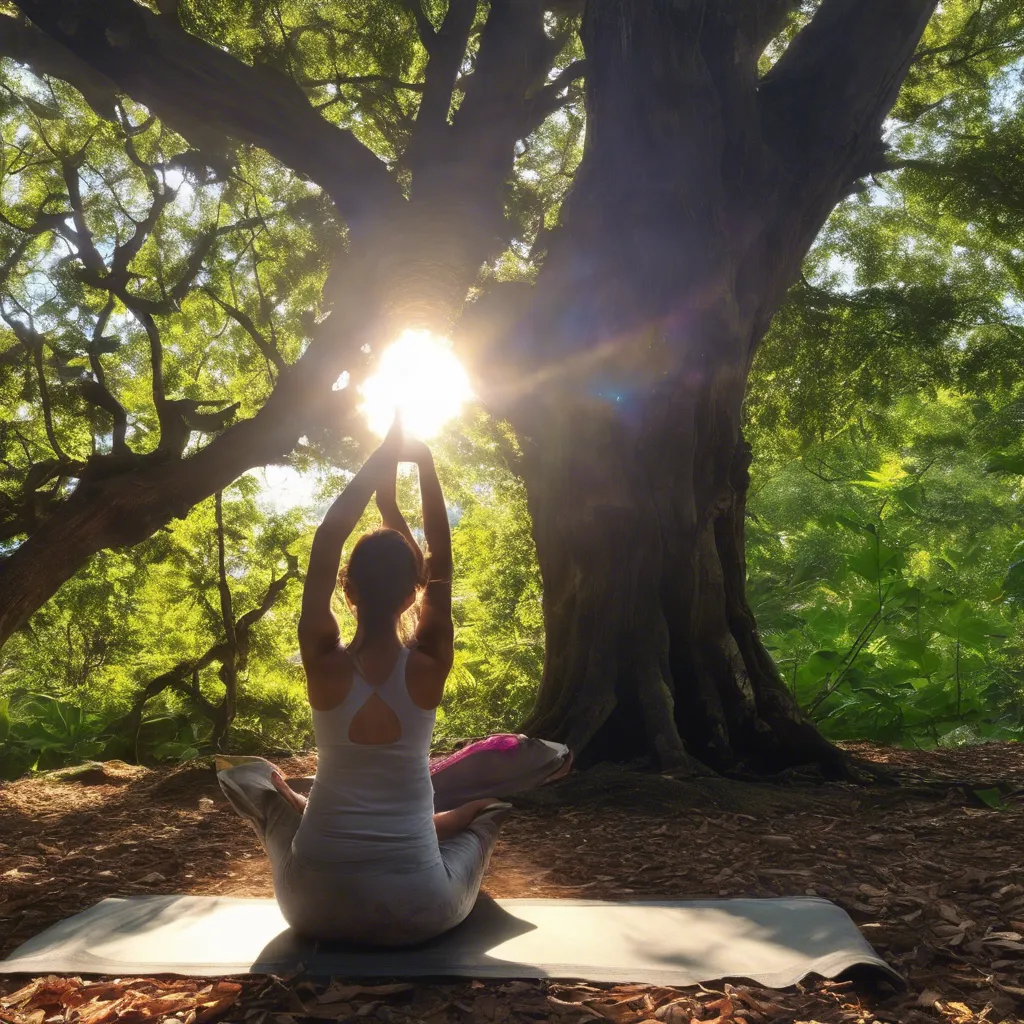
[360,329,473,439]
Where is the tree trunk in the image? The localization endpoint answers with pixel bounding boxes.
[520,398,843,774]
[509,0,936,773]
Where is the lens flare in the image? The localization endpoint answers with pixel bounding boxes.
[360,329,473,439]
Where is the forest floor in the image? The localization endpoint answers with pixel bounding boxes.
[1,743,1022,1024]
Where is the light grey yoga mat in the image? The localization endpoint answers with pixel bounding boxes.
[0,895,898,987]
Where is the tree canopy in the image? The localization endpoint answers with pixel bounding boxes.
[2,0,1024,773]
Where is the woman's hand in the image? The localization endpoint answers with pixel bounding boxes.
[379,412,403,456]
[375,411,429,466]
[370,413,403,480]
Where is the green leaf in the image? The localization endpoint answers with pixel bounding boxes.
[985,451,1024,475]
[893,484,923,513]
[972,787,1006,811]
[1003,561,1024,602]
[847,548,882,583]
[791,558,828,585]
[846,542,902,584]
[831,514,873,533]
[887,637,942,675]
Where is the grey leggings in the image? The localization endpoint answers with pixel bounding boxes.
[217,735,569,946]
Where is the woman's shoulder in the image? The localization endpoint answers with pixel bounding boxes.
[305,644,357,712]
[405,644,449,711]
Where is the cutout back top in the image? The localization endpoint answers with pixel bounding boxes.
[293,647,441,870]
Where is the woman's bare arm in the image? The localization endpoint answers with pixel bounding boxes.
[298,426,398,661]
[376,464,425,575]
[408,442,454,670]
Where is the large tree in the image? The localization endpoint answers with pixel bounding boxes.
[1,0,1010,773]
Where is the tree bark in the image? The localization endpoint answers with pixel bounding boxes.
[520,405,844,774]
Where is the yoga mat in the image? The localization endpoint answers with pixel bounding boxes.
[0,896,899,987]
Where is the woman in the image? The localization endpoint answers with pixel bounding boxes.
[217,421,570,946]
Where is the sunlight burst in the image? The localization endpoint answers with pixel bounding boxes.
[360,329,473,439]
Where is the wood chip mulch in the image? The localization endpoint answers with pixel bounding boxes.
[1,743,1022,1024]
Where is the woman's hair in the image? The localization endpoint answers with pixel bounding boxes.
[340,529,423,635]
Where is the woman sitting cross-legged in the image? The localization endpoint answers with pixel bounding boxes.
[217,420,571,946]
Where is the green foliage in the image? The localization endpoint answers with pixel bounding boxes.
[0,693,105,777]
[741,0,1024,751]
[746,391,1024,748]
[437,417,544,742]
[0,480,310,777]
[0,689,215,777]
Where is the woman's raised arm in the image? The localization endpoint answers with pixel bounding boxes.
[407,441,454,670]
[298,424,399,660]
[376,456,425,576]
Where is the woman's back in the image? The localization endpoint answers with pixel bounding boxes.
[294,647,440,868]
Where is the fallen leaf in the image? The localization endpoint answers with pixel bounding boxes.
[653,1003,691,1024]
[587,1002,637,1024]
[317,984,412,1004]
[857,884,886,898]
[546,996,602,1019]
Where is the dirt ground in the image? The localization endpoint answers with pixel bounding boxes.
[1,743,1022,1024]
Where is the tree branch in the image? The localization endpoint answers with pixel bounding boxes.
[129,306,173,441]
[406,0,477,173]
[521,59,586,134]
[304,72,425,95]
[3,317,68,464]
[82,300,130,457]
[0,456,63,543]
[214,491,236,653]
[400,0,438,54]
[0,233,381,648]
[10,0,403,229]
[205,290,287,372]
[759,0,938,172]
[60,156,107,276]
[0,12,118,119]
[743,0,803,57]
[397,0,560,301]
[213,488,238,749]
[115,654,220,755]
[235,560,300,634]
[452,0,557,163]
[166,219,262,307]
[738,0,939,347]
[112,546,299,752]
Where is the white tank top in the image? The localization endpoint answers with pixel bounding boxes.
[293,647,441,869]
